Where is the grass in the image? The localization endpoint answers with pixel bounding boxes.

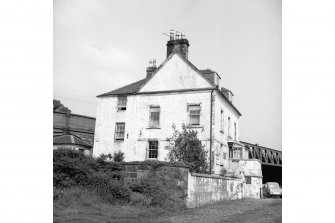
[53,187,181,223]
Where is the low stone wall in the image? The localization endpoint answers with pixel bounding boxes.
[186,173,244,208]
[120,162,189,188]
[120,160,262,208]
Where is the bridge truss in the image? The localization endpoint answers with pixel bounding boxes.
[241,141,282,166]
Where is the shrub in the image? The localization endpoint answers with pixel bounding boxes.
[53,149,122,188]
[166,124,209,173]
[96,180,131,204]
[128,171,186,209]
[219,167,228,177]
[129,192,152,207]
[113,151,125,162]
[54,187,102,208]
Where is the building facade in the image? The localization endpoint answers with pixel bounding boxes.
[93,31,248,174]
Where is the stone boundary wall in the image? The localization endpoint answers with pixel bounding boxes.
[120,162,190,191]
[186,172,244,208]
[120,162,262,208]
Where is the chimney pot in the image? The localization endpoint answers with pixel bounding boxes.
[166,31,190,59]
[170,29,174,40]
[146,59,157,78]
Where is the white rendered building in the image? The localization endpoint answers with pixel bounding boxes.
[93,32,247,174]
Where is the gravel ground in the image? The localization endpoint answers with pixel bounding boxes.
[55,198,281,223]
[142,198,282,223]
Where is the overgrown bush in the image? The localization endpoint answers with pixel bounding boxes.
[53,149,122,189]
[54,148,128,204]
[166,124,209,173]
[113,151,125,162]
[128,171,186,209]
[54,187,102,208]
[95,180,131,204]
[54,148,187,209]
[129,192,152,207]
[219,167,228,177]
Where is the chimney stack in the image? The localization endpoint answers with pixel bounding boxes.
[146,59,157,78]
[166,29,190,59]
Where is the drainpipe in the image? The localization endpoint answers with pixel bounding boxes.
[209,89,214,174]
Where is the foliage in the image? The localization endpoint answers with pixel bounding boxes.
[129,192,152,207]
[166,123,209,173]
[219,167,228,177]
[126,160,191,169]
[98,153,112,161]
[53,149,122,189]
[113,151,125,162]
[54,148,186,210]
[53,99,71,113]
[128,171,186,209]
[95,180,131,204]
[98,151,125,162]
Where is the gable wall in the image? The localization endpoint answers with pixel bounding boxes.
[139,54,212,92]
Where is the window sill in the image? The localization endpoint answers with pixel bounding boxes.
[186,125,203,129]
[146,127,161,129]
[114,139,124,142]
[229,158,240,162]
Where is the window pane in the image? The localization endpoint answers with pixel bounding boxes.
[148,141,158,159]
[115,123,125,140]
[149,107,160,127]
[189,105,200,125]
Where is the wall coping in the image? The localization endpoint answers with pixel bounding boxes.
[120,161,191,169]
[191,172,242,180]
[244,174,263,178]
[239,159,262,163]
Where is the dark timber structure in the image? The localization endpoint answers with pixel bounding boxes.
[241,141,282,185]
[53,111,96,146]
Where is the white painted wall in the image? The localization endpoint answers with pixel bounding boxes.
[212,91,241,174]
[93,53,242,174]
[139,54,212,92]
[94,89,241,174]
[93,91,212,162]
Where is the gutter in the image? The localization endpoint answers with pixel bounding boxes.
[209,89,214,174]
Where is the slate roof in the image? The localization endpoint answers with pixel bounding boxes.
[97,52,217,98]
[97,78,147,97]
[53,134,92,148]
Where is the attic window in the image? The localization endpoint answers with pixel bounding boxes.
[117,96,127,111]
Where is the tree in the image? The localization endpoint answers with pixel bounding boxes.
[166,124,209,173]
[53,99,71,113]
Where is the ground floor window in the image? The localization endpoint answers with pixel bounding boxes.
[148,141,158,159]
[245,176,252,184]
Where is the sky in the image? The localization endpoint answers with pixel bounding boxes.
[54,0,282,150]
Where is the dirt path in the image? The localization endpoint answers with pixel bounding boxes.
[143,198,282,223]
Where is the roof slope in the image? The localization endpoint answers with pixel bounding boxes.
[53,134,92,148]
[97,78,147,97]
